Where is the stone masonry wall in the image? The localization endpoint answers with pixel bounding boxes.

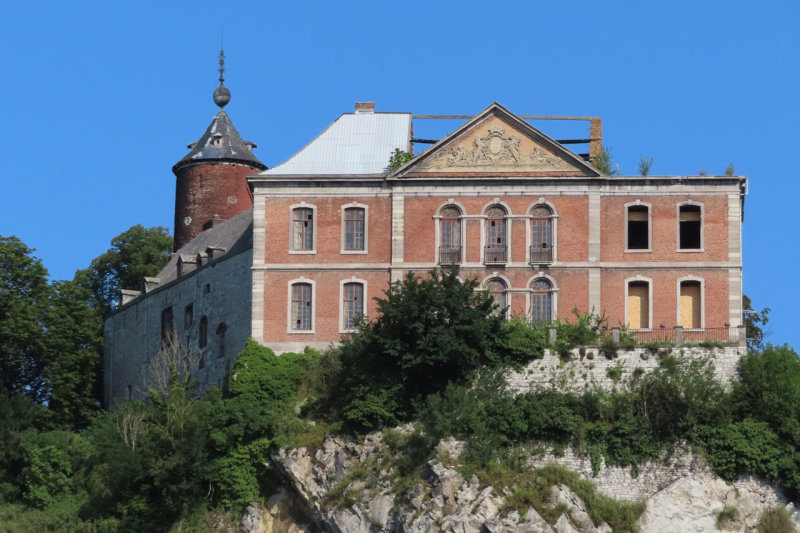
[506,345,745,395]
[104,248,253,405]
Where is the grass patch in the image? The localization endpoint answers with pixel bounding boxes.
[716,505,738,530]
[757,506,794,533]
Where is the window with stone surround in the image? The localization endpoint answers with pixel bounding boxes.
[627,280,651,329]
[530,278,553,323]
[530,205,554,263]
[291,206,315,252]
[484,205,507,264]
[485,277,508,316]
[626,204,651,251]
[678,203,702,250]
[439,205,462,264]
[342,206,366,252]
[342,282,364,330]
[291,283,313,331]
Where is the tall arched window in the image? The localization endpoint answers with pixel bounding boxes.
[531,278,553,323]
[292,207,314,251]
[439,206,462,264]
[678,204,702,250]
[343,207,365,251]
[342,282,364,330]
[679,280,702,329]
[627,281,650,329]
[291,283,313,331]
[486,278,507,315]
[531,205,553,263]
[485,205,507,264]
[216,323,227,358]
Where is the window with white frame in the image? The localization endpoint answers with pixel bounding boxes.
[627,204,650,250]
[679,280,702,328]
[342,282,364,330]
[530,278,553,323]
[292,207,314,251]
[439,206,462,264]
[343,206,366,251]
[485,205,507,264]
[627,280,650,329]
[678,204,702,250]
[530,205,553,263]
[291,283,313,331]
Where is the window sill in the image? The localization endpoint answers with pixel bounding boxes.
[340,249,368,255]
[288,250,317,255]
[676,248,704,253]
[287,329,315,335]
[624,249,652,253]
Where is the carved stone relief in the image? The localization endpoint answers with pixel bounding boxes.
[417,126,576,172]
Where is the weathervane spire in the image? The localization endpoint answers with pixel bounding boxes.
[213,47,231,109]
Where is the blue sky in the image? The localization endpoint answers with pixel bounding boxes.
[1,1,797,348]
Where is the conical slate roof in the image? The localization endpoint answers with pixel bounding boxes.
[173,110,266,171]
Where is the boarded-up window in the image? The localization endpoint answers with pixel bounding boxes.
[292,283,312,331]
[627,205,649,250]
[531,278,553,323]
[342,282,364,330]
[344,207,365,251]
[679,205,701,250]
[627,281,649,329]
[680,281,701,329]
[292,208,314,251]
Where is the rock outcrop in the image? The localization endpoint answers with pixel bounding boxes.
[259,430,799,533]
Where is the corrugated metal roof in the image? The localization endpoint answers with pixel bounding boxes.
[263,112,412,175]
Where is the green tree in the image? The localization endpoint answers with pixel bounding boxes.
[387,148,412,170]
[0,236,51,400]
[743,294,770,351]
[592,146,617,176]
[336,266,505,429]
[83,225,172,313]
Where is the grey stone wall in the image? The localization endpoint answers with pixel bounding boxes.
[104,248,253,405]
[506,345,745,395]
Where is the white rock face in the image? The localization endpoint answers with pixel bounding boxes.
[265,432,800,533]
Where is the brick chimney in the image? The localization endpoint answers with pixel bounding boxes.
[589,118,603,160]
[355,102,375,114]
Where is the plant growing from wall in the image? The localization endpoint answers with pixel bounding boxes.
[387,149,412,170]
[638,156,653,176]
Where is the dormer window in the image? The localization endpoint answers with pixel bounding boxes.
[212,133,223,147]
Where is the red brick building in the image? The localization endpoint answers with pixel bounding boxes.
[249,102,746,353]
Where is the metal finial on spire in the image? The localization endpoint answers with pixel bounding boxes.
[213,48,231,108]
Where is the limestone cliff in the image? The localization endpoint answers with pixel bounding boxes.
[238,430,800,533]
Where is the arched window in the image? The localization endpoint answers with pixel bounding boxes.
[679,280,702,329]
[627,281,650,329]
[627,204,650,250]
[216,323,227,358]
[486,278,507,314]
[531,205,553,263]
[291,283,313,331]
[342,282,364,330]
[292,207,314,251]
[678,204,702,250]
[439,206,462,264]
[485,206,507,264]
[343,207,366,251]
[199,315,208,349]
[531,278,553,323]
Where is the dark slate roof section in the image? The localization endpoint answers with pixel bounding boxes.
[156,207,253,284]
[173,110,266,171]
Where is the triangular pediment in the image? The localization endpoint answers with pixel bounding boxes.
[393,103,600,178]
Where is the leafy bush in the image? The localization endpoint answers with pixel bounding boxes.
[335,266,505,430]
[500,316,549,365]
[695,419,782,481]
[552,310,605,356]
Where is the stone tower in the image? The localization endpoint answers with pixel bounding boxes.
[172,50,266,250]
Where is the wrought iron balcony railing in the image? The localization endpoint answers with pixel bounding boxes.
[484,246,507,264]
[439,246,462,265]
[529,246,553,264]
